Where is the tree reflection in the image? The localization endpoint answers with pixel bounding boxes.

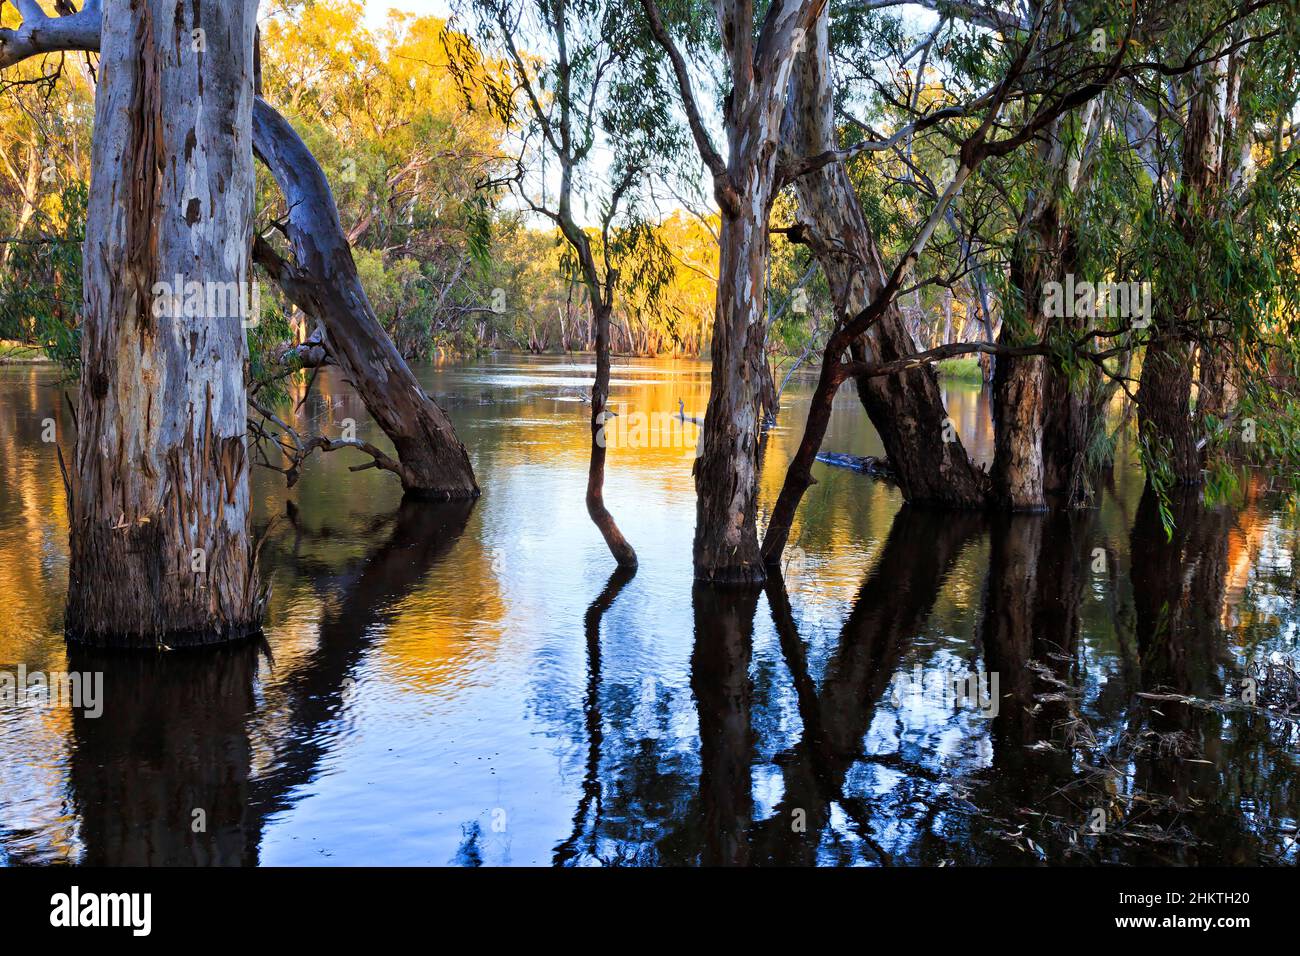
[554,565,636,866]
[64,499,474,865]
[752,506,983,864]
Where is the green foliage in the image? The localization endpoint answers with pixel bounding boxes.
[0,182,85,373]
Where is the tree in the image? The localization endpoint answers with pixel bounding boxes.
[1,0,481,643]
[3,2,482,509]
[761,3,1137,563]
[455,0,674,568]
[65,0,264,644]
[778,4,990,511]
[641,0,826,585]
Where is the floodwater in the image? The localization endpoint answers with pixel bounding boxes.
[0,354,1296,865]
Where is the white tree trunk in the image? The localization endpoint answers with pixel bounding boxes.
[67,0,263,645]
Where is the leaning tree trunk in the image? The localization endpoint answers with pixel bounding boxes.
[67,0,263,646]
[251,101,478,500]
[784,8,990,509]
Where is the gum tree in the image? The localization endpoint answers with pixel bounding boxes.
[1,1,481,506]
[66,0,264,644]
[1,0,480,644]
[777,3,991,511]
[761,5,1141,564]
[455,0,679,568]
[640,0,826,585]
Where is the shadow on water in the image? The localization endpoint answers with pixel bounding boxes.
[63,498,474,865]
[553,565,637,867]
[751,507,985,865]
[963,487,1298,865]
[3,357,1298,866]
[65,641,263,865]
[546,489,1300,866]
[686,584,761,866]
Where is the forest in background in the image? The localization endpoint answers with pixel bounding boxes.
[1,0,1299,633]
[0,0,1000,367]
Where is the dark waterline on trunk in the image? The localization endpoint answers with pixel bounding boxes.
[0,355,1296,865]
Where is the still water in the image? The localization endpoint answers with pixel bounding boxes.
[0,354,1297,865]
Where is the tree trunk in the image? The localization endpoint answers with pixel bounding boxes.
[784,10,990,510]
[1197,341,1234,423]
[1137,334,1202,483]
[758,356,778,428]
[640,0,824,584]
[693,176,774,585]
[67,0,263,646]
[589,302,636,566]
[1040,356,1101,506]
[991,90,1103,511]
[251,101,478,500]
[992,228,1054,510]
[1136,60,1240,487]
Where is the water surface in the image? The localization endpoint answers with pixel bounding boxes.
[0,354,1296,865]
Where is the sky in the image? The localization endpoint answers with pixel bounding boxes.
[364,0,455,26]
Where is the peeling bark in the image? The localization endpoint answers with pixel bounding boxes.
[993,100,1101,511]
[67,0,263,646]
[693,185,776,584]
[642,0,826,585]
[0,3,479,500]
[783,9,990,510]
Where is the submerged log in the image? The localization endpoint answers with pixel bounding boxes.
[814,452,895,479]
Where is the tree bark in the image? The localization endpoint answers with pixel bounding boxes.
[67,0,263,646]
[641,0,826,585]
[992,99,1101,510]
[694,181,776,584]
[1136,332,1201,483]
[1137,58,1241,487]
[992,227,1054,510]
[783,10,990,510]
[589,302,636,566]
[1041,354,1101,507]
[0,6,480,501]
[251,102,478,500]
